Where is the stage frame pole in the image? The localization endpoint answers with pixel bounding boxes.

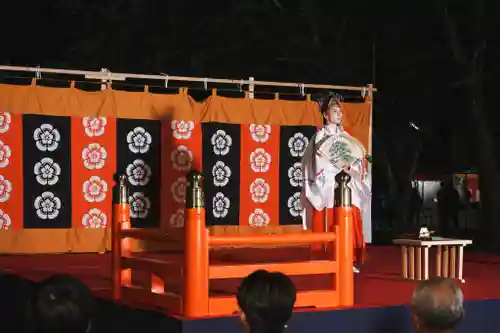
[0,65,377,93]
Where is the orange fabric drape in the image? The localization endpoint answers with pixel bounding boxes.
[0,83,372,254]
[0,84,198,254]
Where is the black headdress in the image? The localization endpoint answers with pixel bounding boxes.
[317,92,344,115]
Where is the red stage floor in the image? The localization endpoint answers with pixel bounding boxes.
[1,245,499,308]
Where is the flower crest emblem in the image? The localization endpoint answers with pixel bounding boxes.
[288,132,309,157]
[211,130,232,156]
[0,175,12,203]
[250,148,271,173]
[249,124,271,143]
[212,161,232,187]
[170,209,185,228]
[82,208,107,228]
[129,192,151,219]
[0,140,12,168]
[249,178,270,203]
[213,192,230,218]
[171,145,193,171]
[288,162,303,187]
[0,209,11,229]
[0,112,12,134]
[34,191,62,220]
[82,117,107,137]
[82,143,107,170]
[287,192,302,217]
[126,159,152,186]
[249,209,270,227]
[34,157,61,186]
[127,127,152,154]
[83,176,108,203]
[34,124,60,152]
[171,177,187,204]
[172,120,194,140]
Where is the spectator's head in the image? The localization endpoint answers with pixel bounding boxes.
[410,277,464,333]
[35,274,93,333]
[0,273,36,332]
[237,270,296,333]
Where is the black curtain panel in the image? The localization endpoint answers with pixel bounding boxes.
[201,122,241,226]
[116,119,161,228]
[22,115,72,228]
[278,125,317,225]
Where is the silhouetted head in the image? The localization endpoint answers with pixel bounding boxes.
[35,274,93,333]
[0,274,36,333]
[410,277,464,333]
[237,270,296,333]
[318,92,344,125]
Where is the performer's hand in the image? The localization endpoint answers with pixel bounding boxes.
[342,165,351,172]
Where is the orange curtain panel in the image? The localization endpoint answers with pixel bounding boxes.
[0,84,371,254]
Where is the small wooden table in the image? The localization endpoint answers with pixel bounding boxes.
[392,238,472,283]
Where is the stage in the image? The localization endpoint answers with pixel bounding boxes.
[2,245,500,333]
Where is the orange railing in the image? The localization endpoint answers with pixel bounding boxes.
[111,175,354,318]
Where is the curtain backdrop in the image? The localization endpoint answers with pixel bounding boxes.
[0,83,372,253]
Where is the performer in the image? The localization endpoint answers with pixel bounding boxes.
[301,92,372,272]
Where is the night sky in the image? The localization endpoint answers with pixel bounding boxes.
[1,0,500,175]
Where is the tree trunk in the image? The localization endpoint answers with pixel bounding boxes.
[439,1,500,250]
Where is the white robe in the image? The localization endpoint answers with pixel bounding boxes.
[300,124,372,243]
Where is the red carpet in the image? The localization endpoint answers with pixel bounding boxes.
[1,245,499,308]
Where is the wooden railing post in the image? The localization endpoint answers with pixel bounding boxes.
[184,171,209,317]
[112,174,131,301]
[334,171,354,306]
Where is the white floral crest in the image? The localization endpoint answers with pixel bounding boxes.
[288,162,303,187]
[82,143,107,170]
[34,124,60,152]
[83,176,108,203]
[127,127,152,154]
[172,120,194,140]
[129,192,151,219]
[287,192,302,217]
[0,175,12,203]
[34,191,62,220]
[82,208,107,228]
[213,192,230,218]
[82,117,107,137]
[34,157,61,186]
[0,209,11,229]
[126,159,152,186]
[0,140,11,168]
[171,145,193,172]
[249,208,270,227]
[288,132,309,158]
[212,161,232,187]
[0,112,12,134]
[249,124,271,143]
[169,209,185,228]
[211,130,232,156]
[250,148,271,173]
[171,177,187,204]
[249,178,270,203]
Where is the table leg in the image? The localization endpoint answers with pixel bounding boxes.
[401,246,408,278]
[443,246,449,278]
[423,246,429,280]
[416,247,422,280]
[409,246,415,279]
[436,246,442,276]
[450,246,457,279]
[458,246,464,282]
